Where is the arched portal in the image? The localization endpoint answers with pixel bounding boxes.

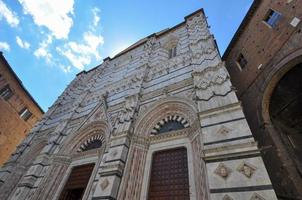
[260,51,302,198]
[269,64,302,163]
[44,121,110,200]
[118,97,209,200]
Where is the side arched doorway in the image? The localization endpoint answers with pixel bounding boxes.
[259,54,302,199]
[269,64,302,171]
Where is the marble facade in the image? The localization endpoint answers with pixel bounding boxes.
[0,9,277,200]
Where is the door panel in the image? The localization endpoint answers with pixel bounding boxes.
[59,163,95,200]
[148,147,190,200]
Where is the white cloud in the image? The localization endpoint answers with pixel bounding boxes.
[34,35,52,63]
[0,0,19,27]
[0,41,10,52]
[92,8,100,27]
[18,0,74,39]
[59,64,71,73]
[16,36,30,49]
[57,31,104,70]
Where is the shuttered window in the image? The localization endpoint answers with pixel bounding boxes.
[19,107,32,121]
[0,85,13,100]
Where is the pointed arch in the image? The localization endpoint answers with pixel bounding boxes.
[59,120,110,154]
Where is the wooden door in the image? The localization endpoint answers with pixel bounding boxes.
[59,163,95,200]
[148,147,190,200]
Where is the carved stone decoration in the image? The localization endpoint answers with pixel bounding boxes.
[100,178,110,190]
[187,14,209,43]
[214,163,231,179]
[223,194,234,200]
[93,109,103,120]
[192,61,234,102]
[216,125,232,135]
[110,149,118,157]
[108,112,118,129]
[193,66,229,90]
[116,94,139,124]
[250,193,266,200]
[85,97,108,124]
[125,94,139,111]
[237,161,256,178]
[162,86,170,97]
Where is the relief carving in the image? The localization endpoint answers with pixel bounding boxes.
[223,194,234,200]
[237,161,256,178]
[216,125,232,135]
[214,163,231,179]
[193,62,234,101]
[100,178,110,190]
[250,193,265,200]
[193,65,229,90]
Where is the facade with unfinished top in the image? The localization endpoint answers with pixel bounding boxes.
[0,9,277,200]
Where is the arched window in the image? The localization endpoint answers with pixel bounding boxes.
[151,115,189,135]
[168,46,177,59]
[77,134,104,152]
[163,35,179,59]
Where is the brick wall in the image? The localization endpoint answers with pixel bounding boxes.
[0,54,43,166]
[223,0,302,198]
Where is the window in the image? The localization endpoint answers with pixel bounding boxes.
[0,85,13,100]
[77,135,105,152]
[168,46,177,59]
[151,115,189,135]
[158,121,185,134]
[81,140,102,152]
[19,107,32,121]
[264,9,281,27]
[236,53,248,70]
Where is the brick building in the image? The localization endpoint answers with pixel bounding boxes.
[223,0,302,199]
[0,9,277,200]
[0,52,44,166]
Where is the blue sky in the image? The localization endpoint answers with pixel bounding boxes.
[0,0,252,111]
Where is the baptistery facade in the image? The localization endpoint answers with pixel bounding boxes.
[0,9,277,200]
